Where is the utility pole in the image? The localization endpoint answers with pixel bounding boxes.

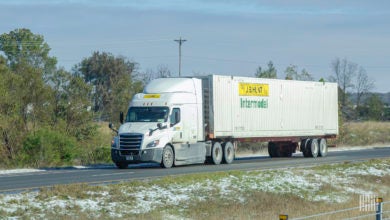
[174,37,186,77]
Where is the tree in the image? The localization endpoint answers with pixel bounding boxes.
[365,94,384,120]
[255,61,277,78]
[140,64,172,85]
[330,58,357,111]
[355,67,374,109]
[73,51,141,121]
[284,65,314,81]
[0,28,57,80]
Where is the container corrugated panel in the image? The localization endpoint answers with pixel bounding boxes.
[210,75,338,138]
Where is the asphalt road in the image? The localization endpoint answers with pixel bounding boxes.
[1,147,389,193]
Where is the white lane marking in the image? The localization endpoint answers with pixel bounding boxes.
[92,172,135,177]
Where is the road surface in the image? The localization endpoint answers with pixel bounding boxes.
[0,147,389,193]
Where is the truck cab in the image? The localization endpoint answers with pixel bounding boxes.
[110,77,206,168]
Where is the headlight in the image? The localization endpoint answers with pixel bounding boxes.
[111,136,119,149]
[146,140,160,148]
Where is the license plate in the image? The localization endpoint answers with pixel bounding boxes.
[126,155,133,160]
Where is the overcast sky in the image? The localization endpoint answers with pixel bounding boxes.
[1,0,389,92]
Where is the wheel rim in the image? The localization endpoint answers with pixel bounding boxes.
[319,139,327,156]
[163,147,173,167]
[311,139,319,157]
[212,142,222,164]
[224,142,234,163]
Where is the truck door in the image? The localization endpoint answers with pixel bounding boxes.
[170,107,184,142]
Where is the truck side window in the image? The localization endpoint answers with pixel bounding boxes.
[170,108,180,126]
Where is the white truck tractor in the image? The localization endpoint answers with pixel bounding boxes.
[109,75,338,168]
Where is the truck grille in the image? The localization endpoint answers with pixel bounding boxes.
[119,133,143,150]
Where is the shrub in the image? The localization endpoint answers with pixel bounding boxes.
[21,129,79,167]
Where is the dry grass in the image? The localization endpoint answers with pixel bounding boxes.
[1,160,389,220]
[337,121,390,146]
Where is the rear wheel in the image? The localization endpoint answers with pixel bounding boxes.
[161,145,174,168]
[211,142,223,165]
[268,142,279,158]
[222,142,235,164]
[301,139,310,158]
[308,139,319,158]
[318,138,328,157]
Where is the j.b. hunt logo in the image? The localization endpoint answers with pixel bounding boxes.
[240,98,268,109]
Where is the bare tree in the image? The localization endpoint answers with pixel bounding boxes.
[330,58,357,110]
[355,67,374,108]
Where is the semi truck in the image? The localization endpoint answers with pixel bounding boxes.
[109,74,338,169]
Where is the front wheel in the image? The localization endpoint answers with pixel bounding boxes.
[161,145,174,168]
[115,162,128,169]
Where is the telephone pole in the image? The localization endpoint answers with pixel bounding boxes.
[174,37,186,77]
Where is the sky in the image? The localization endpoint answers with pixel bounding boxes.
[0,0,389,92]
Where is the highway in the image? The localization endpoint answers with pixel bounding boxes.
[0,147,389,193]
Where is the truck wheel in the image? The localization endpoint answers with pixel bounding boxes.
[211,142,223,165]
[308,139,319,158]
[222,142,235,164]
[301,139,310,158]
[115,162,128,169]
[318,138,328,157]
[161,145,174,168]
[268,142,279,158]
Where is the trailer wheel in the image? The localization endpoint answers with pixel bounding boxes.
[308,139,319,158]
[161,145,174,168]
[268,142,279,158]
[318,138,328,157]
[115,162,128,169]
[222,142,235,164]
[211,142,223,165]
[301,139,310,158]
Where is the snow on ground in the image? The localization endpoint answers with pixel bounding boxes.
[0,169,43,175]
[0,160,389,219]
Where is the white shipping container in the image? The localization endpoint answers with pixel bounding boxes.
[206,75,339,139]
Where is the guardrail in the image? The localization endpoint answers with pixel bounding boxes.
[280,197,389,220]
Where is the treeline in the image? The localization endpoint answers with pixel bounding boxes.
[0,29,147,167]
[254,60,390,121]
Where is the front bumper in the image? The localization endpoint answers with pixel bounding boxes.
[111,148,163,164]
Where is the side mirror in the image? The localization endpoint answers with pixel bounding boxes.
[108,122,118,134]
[120,112,124,124]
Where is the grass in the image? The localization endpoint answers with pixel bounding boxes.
[0,159,389,219]
[337,121,390,146]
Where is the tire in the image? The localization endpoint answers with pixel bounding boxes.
[161,145,174,168]
[308,139,319,158]
[115,162,128,169]
[222,142,235,164]
[211,142,223,165]
[318,138,328,157]
[268,142,279,158]
[301,139,310,158]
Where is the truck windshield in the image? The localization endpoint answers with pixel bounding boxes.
[126,107,169,123]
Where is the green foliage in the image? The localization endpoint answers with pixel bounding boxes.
[284,64,314,81]
[0,28,57,78]
[21,128,78,167]
[0,28,99,168]
[255,61,277,78]
[73,51,142,121]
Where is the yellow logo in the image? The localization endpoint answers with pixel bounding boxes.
[238,83,269,96]
[143,94,161,99]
